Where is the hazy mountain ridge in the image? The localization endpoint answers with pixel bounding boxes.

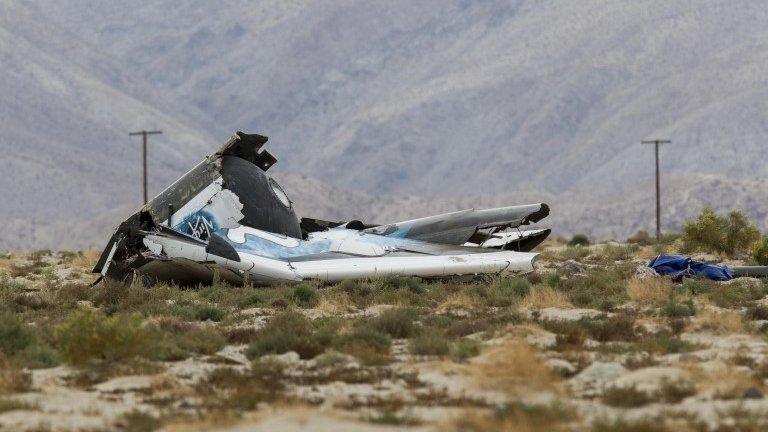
[3,0,768,250]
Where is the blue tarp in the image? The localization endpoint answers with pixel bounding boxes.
[648,254,733,281]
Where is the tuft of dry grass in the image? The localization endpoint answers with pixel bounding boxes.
[626,277,672,306]
[519,286,571,309]
[436,292,481,316]
[71,250,101,269]
[683,362,757,399]
[470,339,560,395]
[690,309,743,333]
[0,357,32,394]
[316,291,356,315]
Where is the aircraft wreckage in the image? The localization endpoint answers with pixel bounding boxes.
[94,132,551,285]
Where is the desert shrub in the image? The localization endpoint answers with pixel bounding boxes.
[445,318,490,337]
[0,311,35,356]
[598,244,639,262]
[627,230,653,245]
[754,236,768,265]
[681,208,760,256]
[557,246,590,261]
[333,326,391,365]
[115,409,160,432]
[484,277,530,306]
[370,307,419,338]
[661,299,696,318]
[682,278,716,295]
[746,305,768,321]
[177,326,226,355]
[545,272,564,288]
[0,357,32,394]
[581,314,637,342]
[196,361,285,411]
[373,276,424,293]
[626,277,672,306]
[246,311,324,359]
[520,286,571,309]
[636,334,700,354]
[193,304,225,322]
[409,330,450,356]
[563,269,628,311]
[225,327,259,344]
[56,310,153,366]
[289,283,319,308]
[450,338,482,360]
[708,281,765,308]
[54,283,91,305]
[568,234,590,246]
[590,418,672,432]
[603,385,652,407]
[18,344,60,369]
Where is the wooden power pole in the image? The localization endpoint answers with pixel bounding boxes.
[129,130,163,204]
[641,139,671,241]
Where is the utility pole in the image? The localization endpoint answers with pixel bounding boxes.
[641,139,671,241]
[129,130,162,205]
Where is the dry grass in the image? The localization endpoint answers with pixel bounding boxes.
[316,291,355,315]
[519,286,571,309]
[470,339,560,395]
[0,357,32,394]
[436,292,481,316]
[71,250,101,269]
[690,309,744,333]
[683,362,757,399]
[626,277,672,306]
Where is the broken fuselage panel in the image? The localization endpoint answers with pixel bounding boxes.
[94,132,550,285]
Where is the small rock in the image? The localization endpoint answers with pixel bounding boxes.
[525,329,557,350]
[93,375,154,393]
[539,307,603,321]
[561,260,585,275]
[678,353,702,362]
[743,387,763,399]
[263,351,301,365]
[569,362,626,397]
[546,358,576,377]
[635,265,659,279]
[609,367,693,396]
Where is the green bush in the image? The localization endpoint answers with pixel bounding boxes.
[661,300,696,318]
[682,208,760,256]
[754,236,768,265]
[246,311,324,359]
[193,304,225,322]
[333,326,392,365]
[289,284,319,308]
[568,234,590,246]
[177,326,226,355]
[485,277,530,306]
[0,311,35,356]
[370,307,419,338]
[409,330,450,356]
[564,268,628,311]
[57,310,153,366]
[450,338,481,360]
[708,281,765,308]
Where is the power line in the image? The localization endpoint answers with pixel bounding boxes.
[641,139,671,241]
[129,130,163,205]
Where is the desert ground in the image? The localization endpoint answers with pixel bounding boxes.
[1,237,768,431]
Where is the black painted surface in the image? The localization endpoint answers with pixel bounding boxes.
[220,155,302,238]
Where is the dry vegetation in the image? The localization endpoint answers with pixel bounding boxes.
[2,231,768,431]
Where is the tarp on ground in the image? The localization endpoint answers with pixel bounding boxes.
[648,254,733,281]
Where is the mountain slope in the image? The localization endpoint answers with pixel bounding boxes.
[31,0,768,199]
